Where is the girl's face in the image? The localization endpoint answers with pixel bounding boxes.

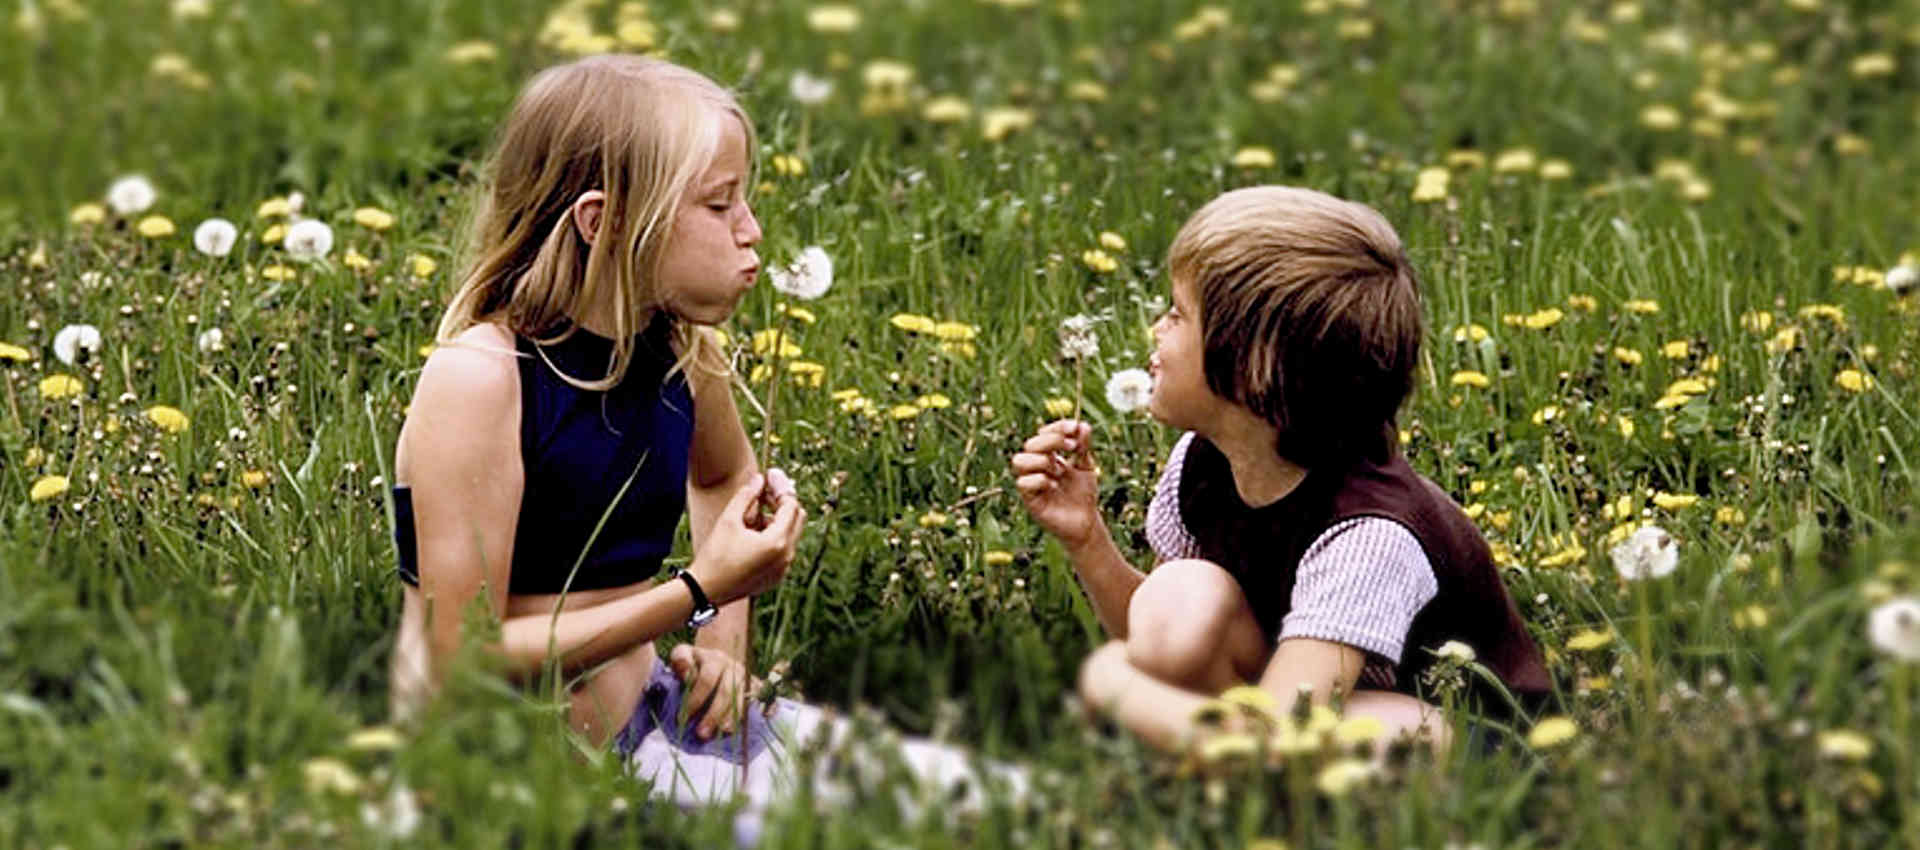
[1148,276,1220,429]
[656,116,762,325]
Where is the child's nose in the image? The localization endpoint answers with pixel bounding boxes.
[735,202,763,247]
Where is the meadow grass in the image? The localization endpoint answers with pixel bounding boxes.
[3,0,1919,847]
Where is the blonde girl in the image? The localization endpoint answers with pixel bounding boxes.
[387,54,803,759]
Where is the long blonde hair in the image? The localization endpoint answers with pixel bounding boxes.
[438,55,751,389]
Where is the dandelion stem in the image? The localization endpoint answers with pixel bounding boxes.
[744,311,792,790]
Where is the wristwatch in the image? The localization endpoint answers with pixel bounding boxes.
[674,569,718,629]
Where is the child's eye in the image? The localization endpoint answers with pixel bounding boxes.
[706,202,732,213]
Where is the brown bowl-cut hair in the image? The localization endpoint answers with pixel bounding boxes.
[1167,186,1423,465]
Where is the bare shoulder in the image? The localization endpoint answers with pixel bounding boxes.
[397,324,523,479]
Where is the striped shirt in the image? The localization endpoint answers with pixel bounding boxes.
[1145,432,1439,688]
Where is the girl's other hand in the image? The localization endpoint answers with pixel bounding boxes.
[1011,419,1100,549]
[668,644,770,740]
[691,472,805,604]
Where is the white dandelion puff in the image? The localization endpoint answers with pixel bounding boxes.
[1104,368,1153,413]
[106,175,157,216]
[1868,596,1920,661]
[1610,524,1679,581]
[768,245,833,300]
[52,324,102,366]
[284,218,334,262]
[192,218,238,257]
[359,783,422,839]
[1058,314,1099,361]
[196,328,225,353]
[1887,264,1918,296]
[789,70,834,105]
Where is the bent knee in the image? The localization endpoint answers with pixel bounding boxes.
[1126,559,1251,684]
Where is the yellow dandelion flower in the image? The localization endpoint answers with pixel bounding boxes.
[1566,294,1598,312]
[922,96,972,124]
[1850,53,1895,78]
[302,757,364,795]
[1231,146,1277,169]
[137,216,176,238]
[1740,310,1773,333]
[1526,716,1578,749]
[1714,505,1746,526]
[444,40,499,64]
[1315,758,1376,795]
[1452,324,1489,343]
[260,264,296,282]
[1539,159,1573,180]
[1066,80,1108,102]
[1817,730,1873,761]
[70,203,107,225]
[1450,370,1491,388]
[915,393,952,410]
[1834,369,1874,393]
[1733,605,1769,629]
[1044,398,1073,417]
[1666,378,1709,397]
[889,404,921,420]
[1197,732,1261,766]
[408,254,437,277]
[1565,629,1613,651]
[750,329,802,358]
[241,469,270,489]
[917,510,949,528]
[931,321,977,341]
[1218,685,1279,718]
[1622,299,1660,314]
[1798,304,1847,328]
[256,197,293,218]
[1766,326,1801,354]
[1536,544,1587,568]
[30,475,71,503]
[1336,17,1373,39]
[1530,405,1561,425]
[981,107,1035,142]
[1523,308,1564,329]
[807,4,861,33]
[353,207,395,230]
[940,341,977,359]
[145,405,189,433]
[1613,347,1643,365]
[890,313,937,334]
[1411,167,1450,202]
[1098,231,1127,252]
[787,361,826,387]
[770,154,806,177]
[1652,492,1699,510]
[342,249,374,272]
[1492,148,1537,174]
[1334,715,1385,746]
[346,726,405,752]
[1081,249,1118,274]
[1833,134,1870,156]
[1445,149,1487,170]
[260,223,287,245]
[1640,104,1682,130]
[1659,340,1690,359]
[983,550,1015,566]
[38,374,83,400]
[0,342,31,363]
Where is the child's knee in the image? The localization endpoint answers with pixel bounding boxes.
[1126,559,1244,682]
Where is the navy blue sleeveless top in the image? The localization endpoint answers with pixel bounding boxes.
[394,316,695,594]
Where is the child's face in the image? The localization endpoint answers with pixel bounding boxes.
[1148,275,1219,429]
[656,116,762,325]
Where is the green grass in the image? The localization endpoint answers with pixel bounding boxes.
[4,0,1920,846]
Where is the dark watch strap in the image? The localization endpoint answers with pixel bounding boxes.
[675,570,718,629]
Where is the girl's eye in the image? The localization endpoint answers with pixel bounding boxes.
[707,202,732,213]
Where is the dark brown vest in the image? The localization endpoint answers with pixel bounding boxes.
[1178,437,1550,707]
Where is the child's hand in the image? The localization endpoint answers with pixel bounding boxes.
[691,473,805,604]
[1011,419,1101,549]
[668,644,772,740]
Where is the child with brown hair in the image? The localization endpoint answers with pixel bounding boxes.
[1012,186,1549,752]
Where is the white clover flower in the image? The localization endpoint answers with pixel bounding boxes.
[106,175,157,216]
[768,245,832,300]
[1610,524,1678,581]
[285,191,306,217]
[196,327,225,353]
[284,218,334,262]
[1433,640,1477,663]
[1104,368,1153,413]
[1058,314,1099,361]
[1887,264,1918,296]
[52,324,102,366]
[789,70,834,105]
[192,218,238,257]
[1868,596,1920,661]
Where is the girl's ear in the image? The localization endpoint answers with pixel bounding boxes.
[570,190,607,246]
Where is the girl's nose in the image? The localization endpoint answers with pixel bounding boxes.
[736,202,763,247]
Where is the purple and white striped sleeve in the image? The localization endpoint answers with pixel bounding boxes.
[1278,517,1437,665]
[1145,431,1202,563]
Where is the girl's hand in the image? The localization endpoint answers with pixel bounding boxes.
[1011,419,1101,549]
[668,643,770,740]
[689,472,805,605]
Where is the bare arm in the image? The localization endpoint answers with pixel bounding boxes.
[1012,420,1145,636]
[684,343,758,662]
[1078,637,1364,753]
